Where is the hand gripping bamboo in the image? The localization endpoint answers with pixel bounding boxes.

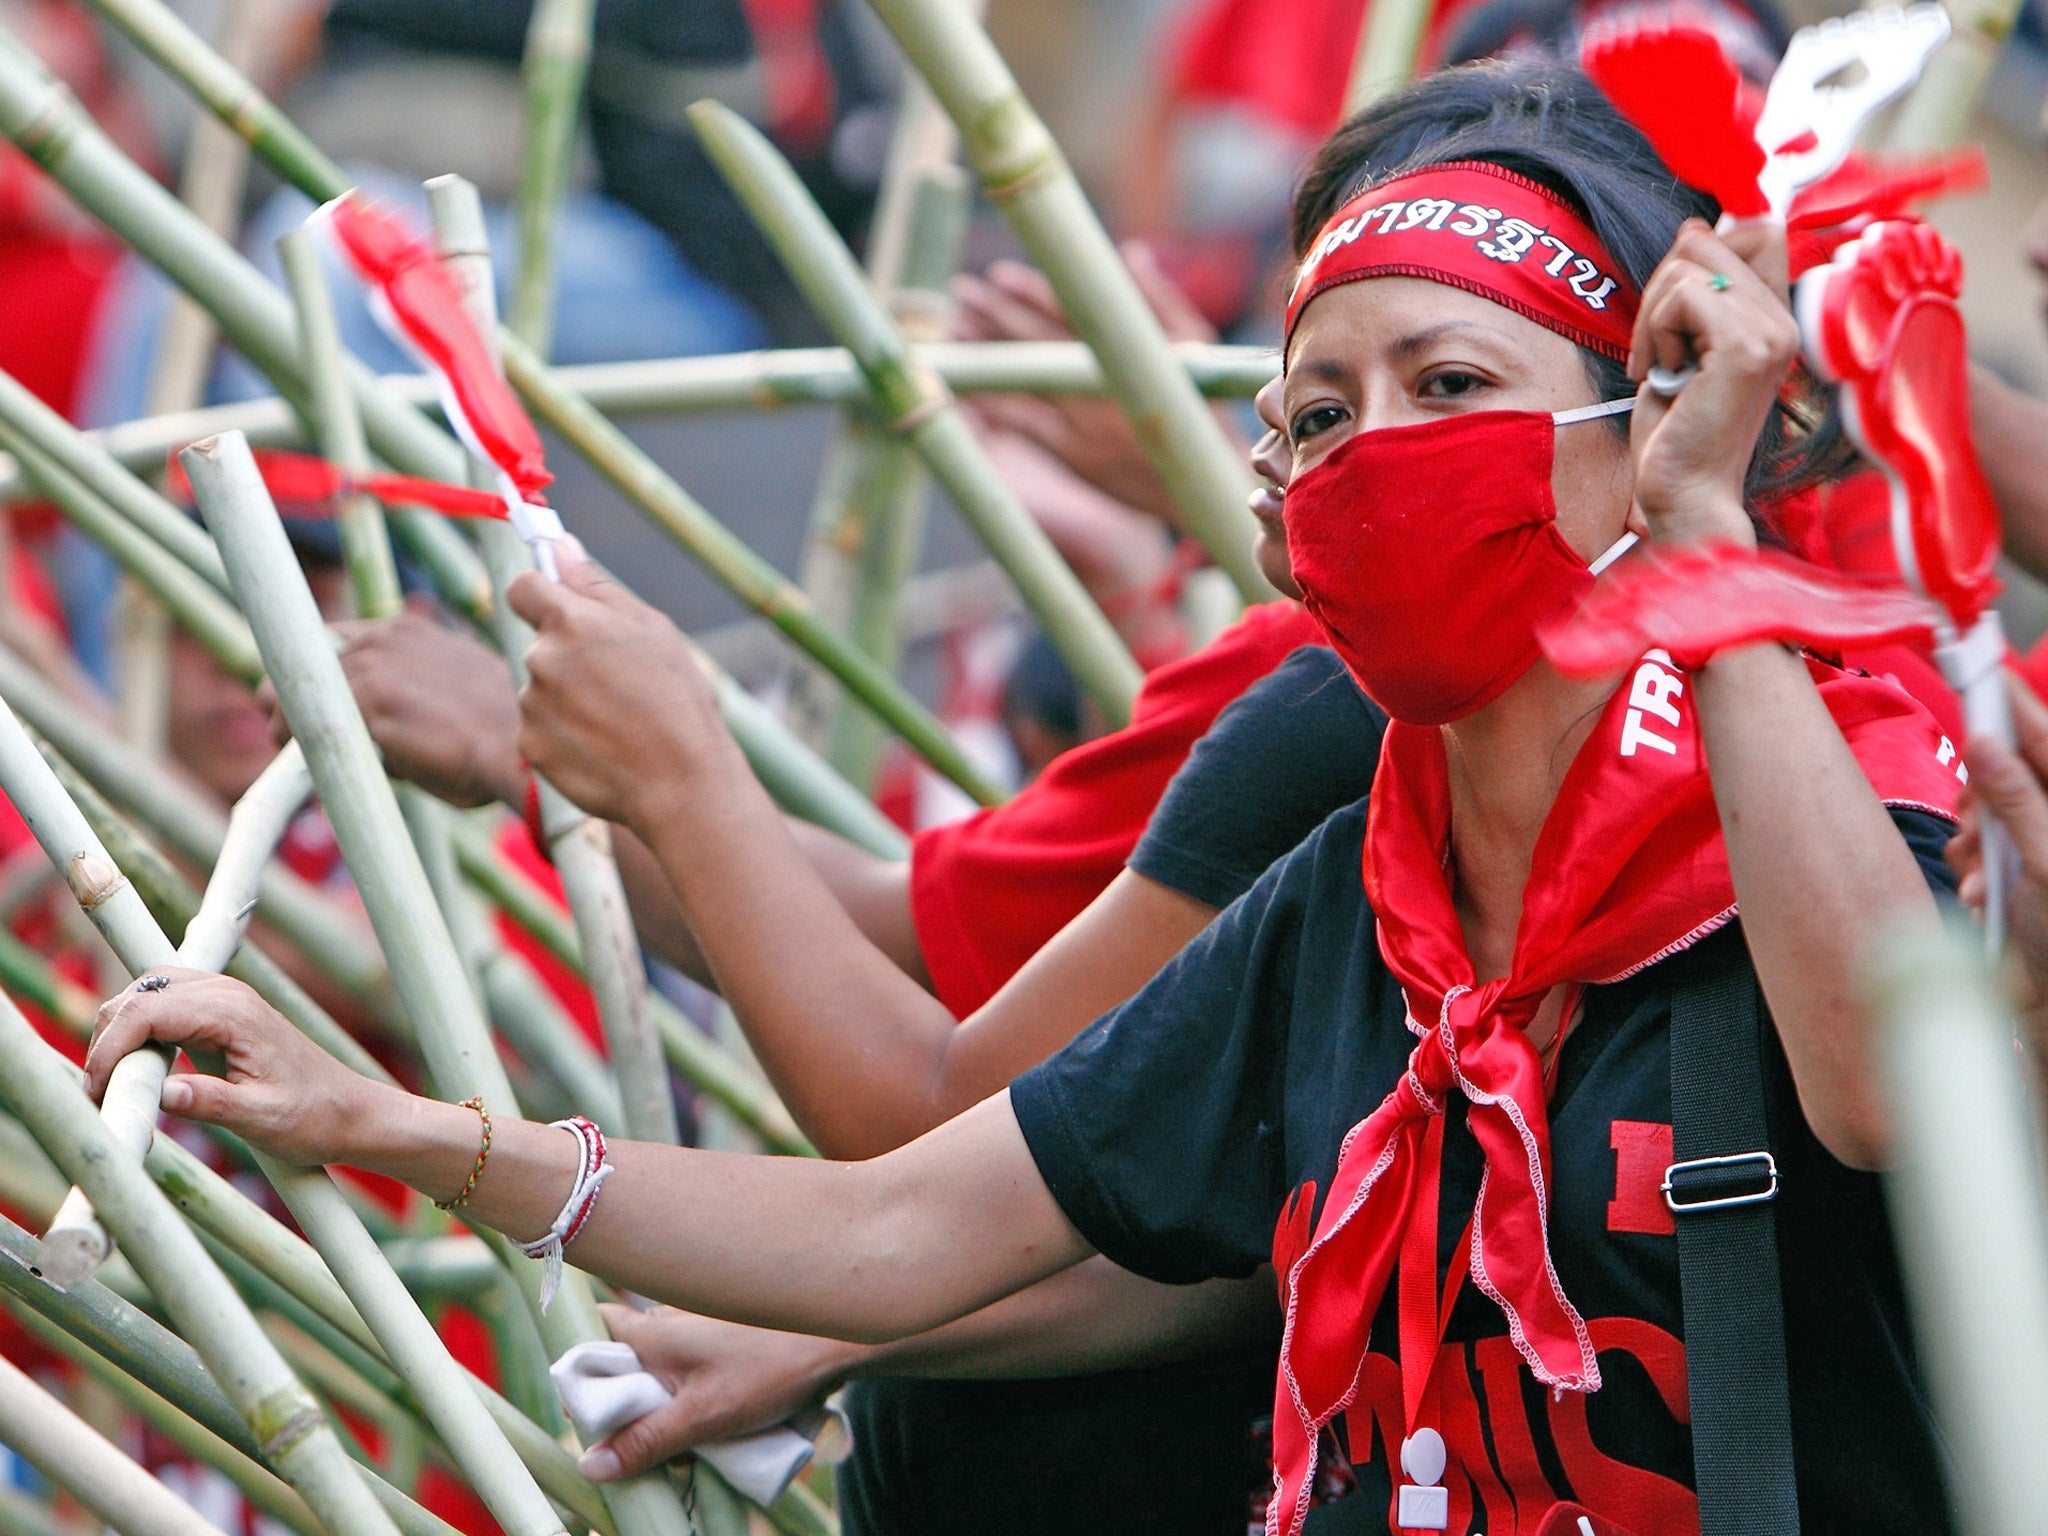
[0,695,586,1536]
[422,174,678,1149]
[183,428,693,1536]
[0,992,395,1536]
[36,741,312,1288]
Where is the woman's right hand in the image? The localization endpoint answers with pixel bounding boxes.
[84,968,388,1166]
[579,1303,862,1481]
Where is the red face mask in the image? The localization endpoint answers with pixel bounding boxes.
[1283,400,1637,724]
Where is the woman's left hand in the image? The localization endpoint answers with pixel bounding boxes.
[84,968,388,1166]
[1628,218,1800,547]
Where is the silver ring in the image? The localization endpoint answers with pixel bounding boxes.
[135,974,170,993]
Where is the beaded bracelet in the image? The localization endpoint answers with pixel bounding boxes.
[435,1096,492,1211]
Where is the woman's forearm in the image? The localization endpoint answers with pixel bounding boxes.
[858,1258,1276,1381]
[1692,641,1939,1167]
[348,1088,1091,1342]
[625,735,966,1160]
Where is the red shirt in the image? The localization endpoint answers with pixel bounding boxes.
[910,601,1324,1017]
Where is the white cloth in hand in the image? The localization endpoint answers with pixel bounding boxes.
[550,1340,850,1506]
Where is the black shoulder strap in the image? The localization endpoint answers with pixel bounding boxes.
[1667,955,1801,1536]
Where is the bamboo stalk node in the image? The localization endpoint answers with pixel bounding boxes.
[65,852,128,911]
[15,81,77,161]
[257,1403,329,1462]
[887,391,949,439]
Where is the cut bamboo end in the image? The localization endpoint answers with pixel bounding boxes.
[31,1198,109,1290]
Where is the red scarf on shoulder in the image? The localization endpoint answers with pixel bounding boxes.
[1267,653,1963,1536]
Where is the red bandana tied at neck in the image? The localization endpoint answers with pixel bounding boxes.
[1266,656,1964,1536]
[1286,162,1639,361]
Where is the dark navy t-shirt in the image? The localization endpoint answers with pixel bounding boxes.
[1131,645,1386,908]
[1015,799,1958,1536]
[841,646,1385,1536]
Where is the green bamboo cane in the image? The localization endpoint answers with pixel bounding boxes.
[0,1002,399,1536]
[40,741,396,1080]
[512,0,596,352]
[852,0,1269,601]
[1344,0,1434,113]
[0,1348,249,1536]
[425,173,677,1149]
[279,216,603,1165]
[0,920,98,1038]
[150,1145,614,1536]
[827,168,970,787]
[0,342,1275,505]
[0,684,584,1536]
[0,425,261,681]
[693,101,1142,725]
[0,1218,466,1536]
[279,231,403,619]
[183,429,695,1536]
[0,365,227,588]
[11,1305,328,1536]
[1884,0,2023,150]
[36,742,315,1288]
[0,1483,78,1536]
[784,31,974,766]
[785,160,963,773]
[1868,922,2048,1535]
[27,15,992,803]
[0,638,398,1018]
[443,814,812,1155]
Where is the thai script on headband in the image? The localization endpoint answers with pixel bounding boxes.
[1297,198,1622,311]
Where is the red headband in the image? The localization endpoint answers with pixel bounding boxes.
[1285,161,1640,361]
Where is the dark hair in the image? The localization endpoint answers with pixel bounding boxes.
[1288,57,1838,516]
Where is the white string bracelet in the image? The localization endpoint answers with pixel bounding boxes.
[519,1115,613,1310]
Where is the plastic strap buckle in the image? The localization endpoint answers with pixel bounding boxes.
[1662,1151,1778,1213]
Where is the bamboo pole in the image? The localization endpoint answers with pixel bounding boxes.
[150,1144,617,1536]
[1344,0,1435,114]
[0,1350,251,1536]
[0,366,227,588]
[0,1217,466,1536]
[425,174,677,1149]
[11,1305,328,1536]
[0,341,1274,506]
[786,36,974,764]
[0,1001,399,1536]
[278,231,403,619]
[512,0,596,352]
[0,638,397,1016]
[1869,921,2048,1534]
[0,1484,77,1536]
[443,814,812,1155]
[0,686,591,1536]
[1885,0,2023,151]
[692,102,1142,725]
[41,742,398,1079]
[36,743,312,1288]
[0,424,260,679]
[848,0,1268,601]
[182,428,695,1536]
[18,18,994,803]
[826,169,968,786]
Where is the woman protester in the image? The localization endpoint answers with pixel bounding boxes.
[94,59,1967,1534]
